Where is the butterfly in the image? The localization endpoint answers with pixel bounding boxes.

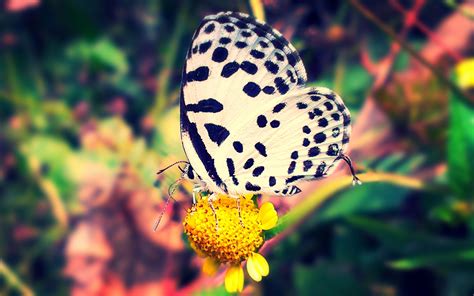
[178,11,359,201]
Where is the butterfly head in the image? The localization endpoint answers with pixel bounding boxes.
[182,163,198,182]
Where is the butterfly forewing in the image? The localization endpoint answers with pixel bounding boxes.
[180,11,351,196]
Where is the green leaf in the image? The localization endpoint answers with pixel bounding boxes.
[346,216,443,246]
[21,136,75,198]
[315,182,410,223]
[448,64,474,199]
[294,262,369,296]
[67,39,128,74]
[389,247,474,270]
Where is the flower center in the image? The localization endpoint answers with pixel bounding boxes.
[183,196,264,264]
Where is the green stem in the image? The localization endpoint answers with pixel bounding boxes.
[0,260,35,296]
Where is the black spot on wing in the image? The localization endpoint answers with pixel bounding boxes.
[303,160,313,172]
[219,37,231,44]
[204,123,230,146]
[244,158,254,169]
[331,113,340,121]
[252,166,265,177]
[264,61,279,74]
[297,102,308,109]
[275,52,284,61]
[302,138,310,147]
[226,158,239,185]
[318,118,329,127]
[235,41,247,48]
[243,82,261,98]
[324,101,334,111]
[204,23,215,33]
[224,25,235,32]
[199,41,212,54]
[257,115,267,128]
[186,66,210,82]
[270,120,280,128]
[291,151,298,159]
[212,47,228,63]
[314,132,326,144]
[240,61,258,75]
[245,182,261,191]
[226,158,235,176]
[288,161,296,174]
[303,126,311,134]
[269,176,276,186]
[221,62,240,78]
[308,147,320,157]
[287,70,296,83]
[186,98,223,113]
[274,77,289,95]
[313,108,323,116]
[241,30,252,37]
[273,102,286,113]
[255,142,267,157]
[250,49,265,59]
[263,86,275,94]
[332,127,340,137]
[233,141,243,153]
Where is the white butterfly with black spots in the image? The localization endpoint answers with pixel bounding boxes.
[179,11,359,200]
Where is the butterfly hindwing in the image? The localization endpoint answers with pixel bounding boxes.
[219,86,351,196]
[180,11,351,196]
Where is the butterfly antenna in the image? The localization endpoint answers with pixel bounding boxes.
[153,178,184,232]
[157,161,190,176]
[338,153,362,186]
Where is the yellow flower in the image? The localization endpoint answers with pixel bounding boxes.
[183,195,278,293]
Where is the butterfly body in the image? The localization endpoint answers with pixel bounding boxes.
[180,12,352,198]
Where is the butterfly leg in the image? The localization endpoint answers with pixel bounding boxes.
[338,153,362,186]
[236,197,244,227]
[192,184,202,205]
[208,193,219,231]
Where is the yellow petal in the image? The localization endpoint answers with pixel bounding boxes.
[259,202,278,230]
[202,257,219,276]
[246,254,262,282]
[246,253,270,282]
[225,265,244,293]
[259,202,274,213]
[253,252,269,276]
